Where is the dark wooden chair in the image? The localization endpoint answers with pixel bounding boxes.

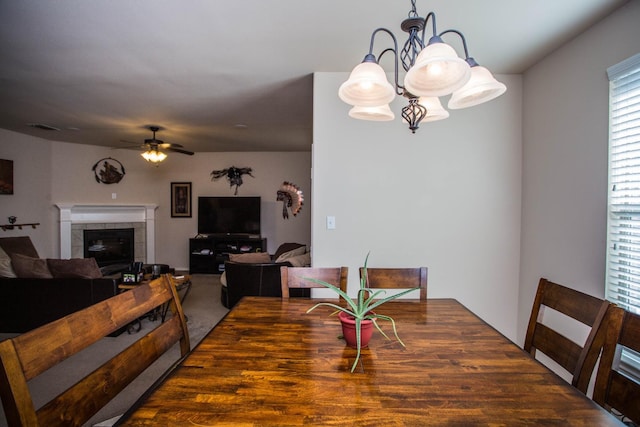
[223,260,293,308]
[524,277,610,394]
[0,274,190,427]
[593,305,640,425]
[280,266,349,300]
[358,267,428,300]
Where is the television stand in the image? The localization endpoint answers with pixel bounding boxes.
[189,235,267,274]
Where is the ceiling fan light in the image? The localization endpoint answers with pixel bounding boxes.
[348,104,395,121]
[404,41,471,97]
[338,61,396,107]
[418,97,450,122]
[448,65,507,109]
[141,150,167,163]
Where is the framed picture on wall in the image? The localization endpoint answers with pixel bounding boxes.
[171,182,192,218]
[0,159,14,195]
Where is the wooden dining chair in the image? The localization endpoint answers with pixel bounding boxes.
[358,267,428,300]
[0,274,190,427]
[593,305,640,425]
[159,274,193,322]
[280,266,348,300]
[524,277,611,394]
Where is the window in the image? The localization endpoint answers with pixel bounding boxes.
[606,52,640,315]
[606,53,640,378]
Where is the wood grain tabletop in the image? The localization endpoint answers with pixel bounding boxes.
[118,297,622,426]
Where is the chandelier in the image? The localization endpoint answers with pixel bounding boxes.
[338,0,506,133]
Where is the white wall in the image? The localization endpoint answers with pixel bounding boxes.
[312,72,523,340]
[519,1,640,345]
[0,129,311,270]
[0,130,54,256]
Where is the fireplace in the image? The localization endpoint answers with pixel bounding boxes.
[56,204,157,263]
[84,228,135,272]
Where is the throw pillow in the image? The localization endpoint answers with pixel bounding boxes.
[10,253,53,278]
[0,246,17,278]
[47,258,103,279]
[219,271,227,287]
[275,245,307,263]
[273,243,306,260]
[228,252,271,263]
[286,252,311,267]
[0,236,40,258]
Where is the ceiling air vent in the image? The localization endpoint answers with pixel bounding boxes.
[27,123,60,131]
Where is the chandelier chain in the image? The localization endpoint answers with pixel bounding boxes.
[408,0,418,18]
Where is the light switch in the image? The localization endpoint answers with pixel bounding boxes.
[326,216,336,230]
[112,193,117,199]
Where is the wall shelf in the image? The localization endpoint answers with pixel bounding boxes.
[1,223,40,231]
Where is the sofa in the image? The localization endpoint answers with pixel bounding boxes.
[0,236,120,333]
[220,243,311,308]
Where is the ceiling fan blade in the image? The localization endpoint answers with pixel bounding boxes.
[118,139,146,149]
[167,147,194,155]
[159,142,184,149]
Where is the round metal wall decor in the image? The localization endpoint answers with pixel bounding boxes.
[92,157,126,184]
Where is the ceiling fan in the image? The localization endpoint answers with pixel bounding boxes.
[126,125,194,164]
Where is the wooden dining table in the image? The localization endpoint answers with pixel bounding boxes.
[117,297,622,426]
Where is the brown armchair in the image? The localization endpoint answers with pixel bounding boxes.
[222,261,291,308]
[220,243,310,308]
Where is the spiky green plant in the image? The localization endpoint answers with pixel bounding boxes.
[306,253,419,372]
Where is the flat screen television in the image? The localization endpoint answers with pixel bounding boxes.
[198,196,261,236]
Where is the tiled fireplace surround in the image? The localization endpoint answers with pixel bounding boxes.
[56,204,157,263]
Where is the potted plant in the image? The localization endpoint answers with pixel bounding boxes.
[306,253,419,372]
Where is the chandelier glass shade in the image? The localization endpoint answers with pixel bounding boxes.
[338,0,506,133]
[415,97,450,122]
[448,65,507,109]
[338,59,396,107]
[403,38,472,97]
[349,103,395,121]
[141,149,167,164]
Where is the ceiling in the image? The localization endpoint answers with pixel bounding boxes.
[0,0,629,154]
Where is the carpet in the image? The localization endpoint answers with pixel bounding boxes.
[0,274,229,427]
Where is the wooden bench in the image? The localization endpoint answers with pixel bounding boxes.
[0,274,190,426]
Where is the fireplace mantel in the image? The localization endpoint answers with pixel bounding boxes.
[56,204,158,262]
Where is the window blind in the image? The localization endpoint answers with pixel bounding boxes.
[606,52,640,315]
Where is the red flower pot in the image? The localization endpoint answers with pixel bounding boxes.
[338,311,375,349]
